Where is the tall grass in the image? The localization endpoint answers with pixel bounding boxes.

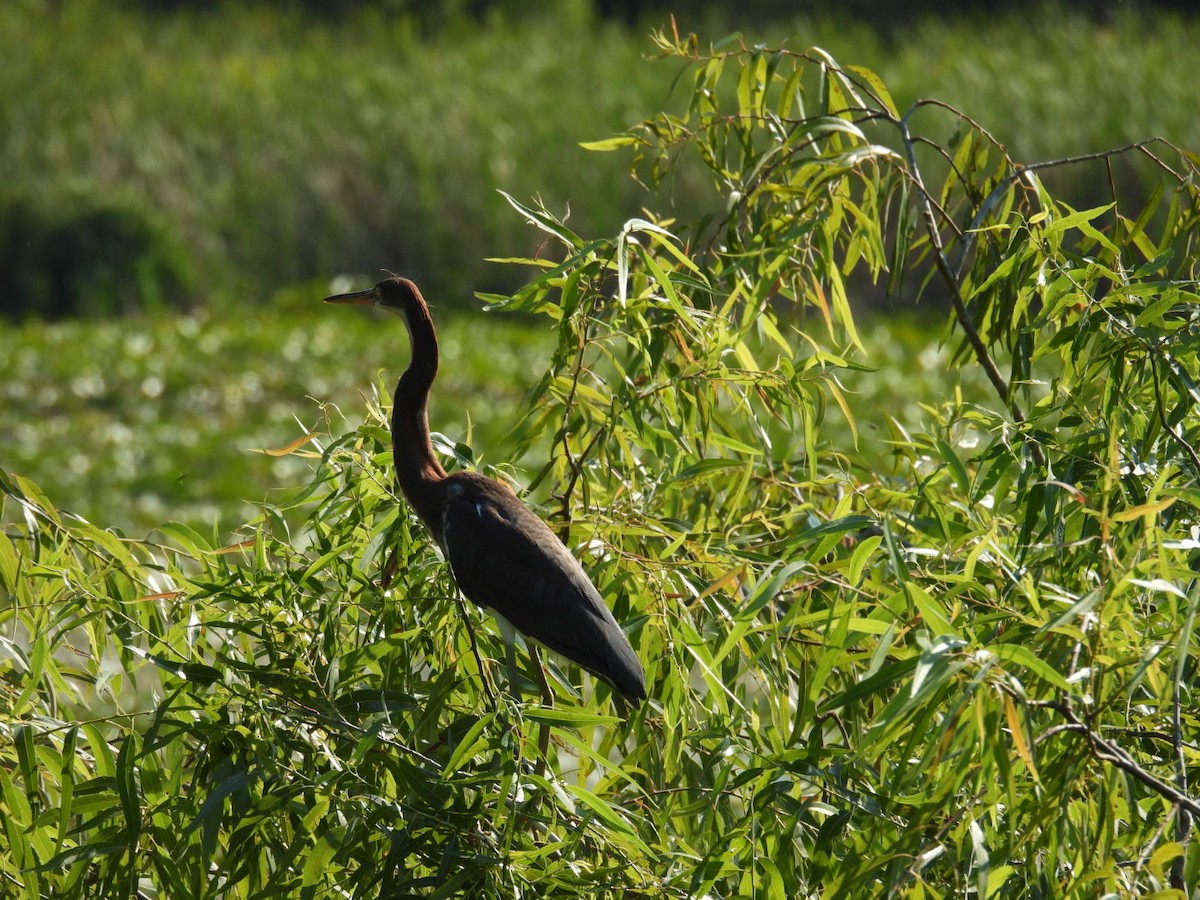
[1,1,674,311]
[2,2,1198,315]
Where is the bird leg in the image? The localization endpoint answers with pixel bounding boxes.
[455,595,497,710]
[504,639,521,699]
[529,645,553,777]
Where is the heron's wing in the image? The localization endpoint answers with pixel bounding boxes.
[440,476,645,701]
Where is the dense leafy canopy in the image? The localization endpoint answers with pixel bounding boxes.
[4,32,1200,898]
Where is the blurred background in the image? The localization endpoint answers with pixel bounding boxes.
[3,0,1197,532]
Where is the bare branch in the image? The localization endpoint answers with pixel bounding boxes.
[1032,699,1200,818]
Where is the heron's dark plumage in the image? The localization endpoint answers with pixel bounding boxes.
[324,276,646,703]
[441,473,646,701]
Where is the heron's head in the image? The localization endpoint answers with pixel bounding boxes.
[323,276,422,315]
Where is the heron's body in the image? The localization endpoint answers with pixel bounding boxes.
[325,276,646,703]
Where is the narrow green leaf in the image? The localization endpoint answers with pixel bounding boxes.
[442,714,492,777]
[844,64,899,117]
[115,734,142,840]
[498,190,582,250]
[15,725,38,804]
[13,634,47,716]
[822,657,921,711]
[990,643,1071,692]
[935,438,972,495]
[301,831,340,887]
[29,842,127,873]
[522,706,620,728]
[578,136,637,152]
[848,534,882,585]
[0,529,20,588]
[56,726,78,849]
[182,769,251,837]
[906,584,957,638]
[565,784,652,855]
[81,725,116,780]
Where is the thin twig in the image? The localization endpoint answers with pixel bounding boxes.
[1170,584,1198,890]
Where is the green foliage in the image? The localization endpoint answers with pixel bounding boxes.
[5,30,1200,900]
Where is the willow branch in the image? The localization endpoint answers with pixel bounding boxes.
[1031,699,1200,818]
[898,108,1045,467]
[954,137,1187,279]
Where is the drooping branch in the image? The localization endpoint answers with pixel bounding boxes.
[897,109,1046,468]
[954,136,1189,281]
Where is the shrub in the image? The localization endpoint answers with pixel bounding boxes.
[0,196,191,319]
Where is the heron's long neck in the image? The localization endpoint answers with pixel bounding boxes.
[392,300,448,536]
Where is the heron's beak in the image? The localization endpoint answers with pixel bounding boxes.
[322,286,379,306]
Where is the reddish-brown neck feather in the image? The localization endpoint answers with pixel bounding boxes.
[390,283,449,539]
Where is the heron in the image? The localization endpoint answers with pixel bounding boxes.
[324,276,646,704]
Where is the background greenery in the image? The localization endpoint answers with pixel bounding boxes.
[0,295,551,534]
[2,1,1199,317]
[3,1,1200,898]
